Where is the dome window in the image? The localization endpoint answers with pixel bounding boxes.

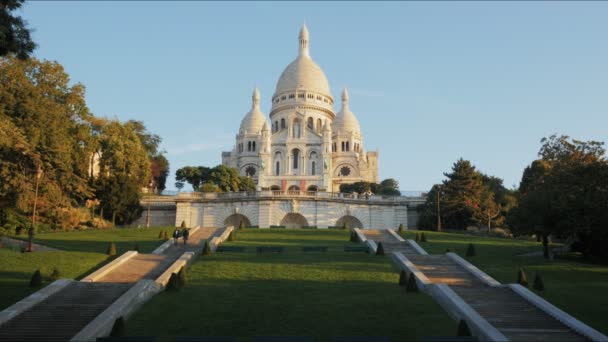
[307,117,314,129]
[316,96,322,100]
[281,96,286,100]
[298,93,305,99]
[281,118,286,129]
[289,94,295,99]
[307,94,314,99]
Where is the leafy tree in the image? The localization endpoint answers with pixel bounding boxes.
[175,181,184,192]
[339,178,401,196]
[150,154,169,192]
[378,178,401,196]
[176,164,256,192]
[0,0,36,59]
[175,166,210,190]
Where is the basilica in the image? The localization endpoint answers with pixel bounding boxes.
[222,25,379,192]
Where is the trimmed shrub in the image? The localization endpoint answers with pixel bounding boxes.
[107,242,117,256]
[533,272,545,291]
[110,317,126,337]
[228,230,236,242]
[350,230,358,243]
[398,224,404,233]
[421,233,427,242]
[180,220,187,228]
[239,220,245,230]
[517,268,528,287]
[406,273,418,292]
[30,269,42,287]
[376,242,385,256]
[457,320,471,336]
[50,268,61,281]
[201,240,211,256]
[415,232,421,242]
[166,272,180,291]
[342,222,347,230]
[177,266,187,288]
[163,230,169,241]
[132,243,140,252]
[465,243,476,257]
[158,230,164,239]
[399,270,407,286]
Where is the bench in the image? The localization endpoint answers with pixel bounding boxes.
[256,246,284,253]
[343,246,369,253]
[216,246,246,252]
[302,246,328,252]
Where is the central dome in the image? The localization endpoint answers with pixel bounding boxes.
[273,24,332,97]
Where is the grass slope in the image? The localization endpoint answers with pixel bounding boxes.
[127,229,455,340]
[401,230,608,335]
[0,226,169,310]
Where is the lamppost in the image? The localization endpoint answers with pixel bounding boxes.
[146,181,153,228]
[28,164,43,252]
[436,184,442,232]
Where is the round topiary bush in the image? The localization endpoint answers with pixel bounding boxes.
[107,242,117,256]
[465,243,476,257]
[30,269,42,287]
[533,272,545,291]
[517,268,528,287]
[376,242,385,256]
[201,240,211,256]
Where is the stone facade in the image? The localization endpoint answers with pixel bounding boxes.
[221,25,378,193]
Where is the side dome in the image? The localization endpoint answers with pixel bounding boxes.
[333,88,361,134]
[240,87,269,134]
[273,24,332,97]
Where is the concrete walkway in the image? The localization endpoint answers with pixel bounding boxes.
[0,227,220,341]
[0,236,60,252]
[360,229,601,341]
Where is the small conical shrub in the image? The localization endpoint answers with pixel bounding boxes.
[465,243,476,257]
[158,230,164,239]
[180,220,187,228]
[350,230,358,243]
[166,272,180,291]
[398,224,404,233]
[399,270,407,286]
[415,232,421,242]
[228,230,236,241]
[30,269,42,287]
[533,272,545,291]
[107,242,117,256]
[342,222,347,230]
[421,233,427,242]
[201,240,211,256]
[376,242,385,256]
[239,220,245,230]
[406,273,418,292]
[50,268,61,281]
[457,320,471,336]
[177,266,187,288]
[110,317,126,337]
[133,243,140,252]
[163,230,169,241]
[543,244,550,259]
[517,268,528,287]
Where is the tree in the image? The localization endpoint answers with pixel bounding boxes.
[441,159,485,230]
[175,164,256,192]
[0,0,36,59]
[175,181,184,192]
[377,178,401,196]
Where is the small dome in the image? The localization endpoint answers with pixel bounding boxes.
[240,87,269,134]
[274,24,331,97]
[333,87,361,134]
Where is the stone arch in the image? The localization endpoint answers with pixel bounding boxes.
[288,185,300,190]
[223,214,251,228]
[336,215,364,229]
[280,213,309,228]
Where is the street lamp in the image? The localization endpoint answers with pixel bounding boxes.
[146,180,153,228]
[28,164,43,252]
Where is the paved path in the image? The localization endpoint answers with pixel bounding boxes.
[360,229,588,341]
[0,227,220,341]
[0,237,60,252]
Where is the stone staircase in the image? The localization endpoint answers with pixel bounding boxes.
[359,229,598,341]
[0,282,130,342]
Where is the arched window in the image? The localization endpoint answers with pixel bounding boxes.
[346,141,350,152]
[252,141,256,152]
[247,141,251,152]
[333,143,337,152]
[275,121,278,132]
[281,118,286,129]
[275,161,280,176]
[317,118,322,133]
[341,142,345,152]
[307,117,313,129]
[293,119,301,138]
[292,149,300,169]
[312,161,316,175]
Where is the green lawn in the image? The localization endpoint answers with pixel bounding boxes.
[401,230,608,335]
[127,229,456,340]
[0,226,169,310]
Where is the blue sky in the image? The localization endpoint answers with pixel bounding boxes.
[21,1,608,191]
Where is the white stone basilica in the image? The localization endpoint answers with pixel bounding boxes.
[222,25,379,192]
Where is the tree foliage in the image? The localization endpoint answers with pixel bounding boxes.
[175,164,256,192]
[339,178,401,196]
[0,0,36,59]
